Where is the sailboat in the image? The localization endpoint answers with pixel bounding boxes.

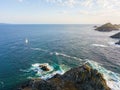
[25,38,28,44]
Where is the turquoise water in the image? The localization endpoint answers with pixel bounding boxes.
[0,24,120,90]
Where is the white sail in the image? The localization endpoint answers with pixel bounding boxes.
[25,38,28,44]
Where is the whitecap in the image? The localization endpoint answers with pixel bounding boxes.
[31,48,49,52]
[54,52,82,61]
[92,44,108,47]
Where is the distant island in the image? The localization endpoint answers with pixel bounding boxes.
[18,64,110,90]
[95,23,120,32]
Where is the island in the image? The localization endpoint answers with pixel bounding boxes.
[18,64,110,90]
[95,23,120,32]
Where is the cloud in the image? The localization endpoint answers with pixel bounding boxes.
[46,0,120,18]
[46,0,120,9]
[46,0,76,7]
[18,0,24,2]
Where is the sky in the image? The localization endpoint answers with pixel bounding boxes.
[0,0,120,24]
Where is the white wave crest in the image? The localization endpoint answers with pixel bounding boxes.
[55,52,82,61]
[85,60,120,90]
[92,44,108,47]
[31,48,49,52]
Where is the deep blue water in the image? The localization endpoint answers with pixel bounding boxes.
[0,24,120,90]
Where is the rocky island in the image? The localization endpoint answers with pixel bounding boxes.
[17,64,110,90]
[95,23,120,32]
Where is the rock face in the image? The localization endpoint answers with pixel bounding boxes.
[95,23,120,32]
[18,64,111,90]
[111,32,120,39]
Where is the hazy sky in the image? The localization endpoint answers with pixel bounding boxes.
[0,0,120,24]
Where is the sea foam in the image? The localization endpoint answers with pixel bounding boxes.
[85,60,120,90]
[29,63,67,80]
[29,47,120,90]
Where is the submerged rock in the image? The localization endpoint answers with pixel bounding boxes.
[18,64,111,90]
[111,32,120,39]
[95,23,120,32]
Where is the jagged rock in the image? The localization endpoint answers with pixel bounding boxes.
[39,65,50,71]
[111,32,120,39]
[18,64,111,90]
[95,23,119,32]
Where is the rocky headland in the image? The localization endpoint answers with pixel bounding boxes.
[111,32,120,39]
[110,32,120,45]
[95,23,120,32]
[17,64,111,90]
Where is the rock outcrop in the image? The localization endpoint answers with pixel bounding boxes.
[39,64,50,71]
[95,23,120,32]
[111,32,120,39]
[18,64,111,90]
[115,40,120,45]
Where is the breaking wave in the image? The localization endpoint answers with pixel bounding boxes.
[85,60,120,90]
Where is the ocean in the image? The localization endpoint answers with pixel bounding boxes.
[0,24,120,90]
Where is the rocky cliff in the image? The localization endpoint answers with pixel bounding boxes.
[18,64,110,90]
